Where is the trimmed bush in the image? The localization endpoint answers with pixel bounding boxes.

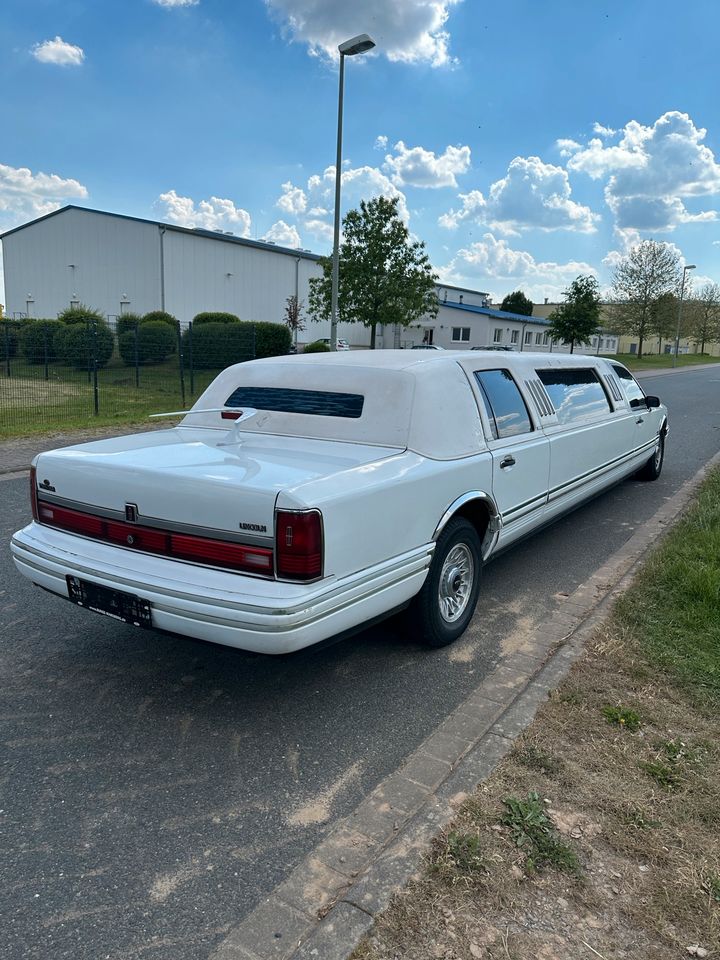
[19,320,65,364]
[119,321,177,365]
[141,310,177,328]
[192,312,240,326]
[56,320,114,369]
[255,321,292,359]
[116,312,143,339]
[182,322,255,369]
[0,320,22,360]
[57,304,105,325]
[303,340,331,353]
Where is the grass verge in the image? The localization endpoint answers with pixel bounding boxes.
[620,352,720,372]
[352,467,720,960]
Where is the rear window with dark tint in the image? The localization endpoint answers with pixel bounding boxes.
[224,386,364,418]
[474,369,533,439]
[536,368,611,424]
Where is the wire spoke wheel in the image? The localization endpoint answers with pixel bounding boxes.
[438,543,474,624]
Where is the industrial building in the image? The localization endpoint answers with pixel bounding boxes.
[1,205,614,353]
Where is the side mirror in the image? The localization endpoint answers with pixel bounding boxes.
[645,395,661,408]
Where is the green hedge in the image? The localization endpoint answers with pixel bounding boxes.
[0,320,23,360]
[141,310,177,328]
[118,321,177,365]
[19,320,65,364]
[56,320,115,369]
[192,312,240,326]
[255,321,291,359]
[181,322,255,369]
[57,304,105,325]
[116,312,144,339]
[303,340,331,353]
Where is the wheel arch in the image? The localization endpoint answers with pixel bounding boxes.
[433,492,501,561]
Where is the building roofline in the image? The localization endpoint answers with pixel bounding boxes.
[436,281,490,297]
[0,204,323,262]
[442,300,550,325]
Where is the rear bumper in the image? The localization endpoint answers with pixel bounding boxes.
[11,523,432,654]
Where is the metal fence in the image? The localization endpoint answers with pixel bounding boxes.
[0,317,260,435]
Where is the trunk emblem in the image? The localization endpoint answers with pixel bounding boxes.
[125,503,138,523]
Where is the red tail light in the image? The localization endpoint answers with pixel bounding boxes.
[30,466,39,521]
[276,510,323,581]
[170,533,273,573]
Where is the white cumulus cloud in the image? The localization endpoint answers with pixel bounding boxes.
[31,36,85,67]
[264,0,462,66]
[154,190,251,235]
[276,181,307,216]
[592,122,616,137]
[152,0,199,6]
[439,156,599,234]
[384,140,471,189]
[568,111,720,233]
[0,162,88,229]
[262,219,302,247]
[374,135,389,151]
[556,139,581,158]
[439,233,596,303]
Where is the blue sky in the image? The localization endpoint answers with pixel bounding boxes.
[2,0,720,305]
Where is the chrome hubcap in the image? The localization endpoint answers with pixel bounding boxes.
[654,440,663,468]
[438,544,474,623]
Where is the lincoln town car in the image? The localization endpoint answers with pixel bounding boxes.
[11,351,667,654]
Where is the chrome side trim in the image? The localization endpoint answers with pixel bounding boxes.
[433,491,501,561]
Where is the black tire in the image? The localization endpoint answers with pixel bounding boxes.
[405,517,483,648]
[636,432,665,481]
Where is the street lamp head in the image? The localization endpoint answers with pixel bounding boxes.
[684,264,696,271]
[338,33,376,56]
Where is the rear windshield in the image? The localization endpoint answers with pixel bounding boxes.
[224,386,364,418]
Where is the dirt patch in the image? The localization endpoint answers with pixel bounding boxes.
[352,624,720,960]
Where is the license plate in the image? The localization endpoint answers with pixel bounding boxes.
[66,576,152,628]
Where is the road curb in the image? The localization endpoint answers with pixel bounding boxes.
[210,450,720,960]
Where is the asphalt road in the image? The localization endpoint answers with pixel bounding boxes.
[2,366,719,960]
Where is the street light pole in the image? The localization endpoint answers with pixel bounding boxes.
[673,263,695,368]
[330,33,375,351]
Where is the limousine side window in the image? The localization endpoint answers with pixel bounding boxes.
[610,363,646,407]
[474,369,533,440]
[536,368,611,425]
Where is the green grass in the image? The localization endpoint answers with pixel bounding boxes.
[614,468,720,702]
[602,704,643,731]
[0,355,222,438]
[618,352,720,372]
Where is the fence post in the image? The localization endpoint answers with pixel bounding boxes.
[251,323,256,361]
[3,322,10,377]
[176,321,186,408]
[92,320,99,416]
[188,320,194,395]
[134,321,140,388]
[43,323,49,381]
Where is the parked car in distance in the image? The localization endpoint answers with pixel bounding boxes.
[317,337,350,351]
[12,351,667,656]
[472,345,515,351]
[411,344,445,350]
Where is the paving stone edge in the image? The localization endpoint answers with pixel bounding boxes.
[210,449,720,960]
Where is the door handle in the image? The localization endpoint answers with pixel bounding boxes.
[636,417,644,424]
[500,455,516,469]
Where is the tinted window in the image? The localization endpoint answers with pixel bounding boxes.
[537,368,611,424]
[224,386,364,418]
[474,369,533,439]
[611,363,646,407]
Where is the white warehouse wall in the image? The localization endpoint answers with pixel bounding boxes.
[2,208,162,319]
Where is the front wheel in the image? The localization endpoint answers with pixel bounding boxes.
[636,433,665,481]
[405,517,482,648]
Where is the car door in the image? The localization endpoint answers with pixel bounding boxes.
[535,365,632,521]
[471,368,550,548]
[609,362,661,461]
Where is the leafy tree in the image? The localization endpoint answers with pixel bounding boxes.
[687,282,720,353]
[308,196,438,349]
[500,290,533,316]
[611,241,681,358]
[649,291,678,354]
[546,276,602,353]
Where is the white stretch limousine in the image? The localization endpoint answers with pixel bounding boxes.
[11,351,667,654]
